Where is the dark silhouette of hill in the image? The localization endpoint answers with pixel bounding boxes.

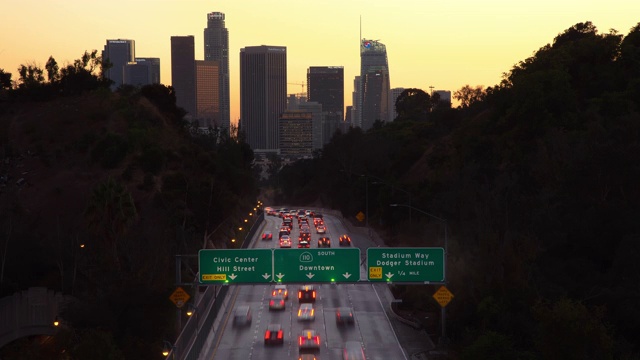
[273,22,640,358]
[1,79,258,358]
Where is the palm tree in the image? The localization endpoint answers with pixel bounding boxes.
[84,177,137,271]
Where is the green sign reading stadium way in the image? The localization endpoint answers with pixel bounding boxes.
[199,249,273,284]
[273,248,361,283]
[367,247,445,283]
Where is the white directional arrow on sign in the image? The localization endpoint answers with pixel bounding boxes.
[262,273,270,280]
[306,273,315,279]
[385,272,394,279]
[229,274,237,280]
[276,273,285,280]
[342,272,351,279]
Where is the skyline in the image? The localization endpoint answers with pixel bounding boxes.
[1,0,639,126]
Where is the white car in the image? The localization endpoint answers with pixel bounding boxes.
[297,303,315,321]
[298,329,320,350]
[316,225,326,234]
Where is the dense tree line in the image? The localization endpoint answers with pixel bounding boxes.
[272,22,640,358]
[1,53,258,358]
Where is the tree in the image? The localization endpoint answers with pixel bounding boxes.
[45,56,59,83]
[17,64,44,89]
[84,177,138,271]
[0,69,12,90]
[394,88,431,121]
[453,85,485,108]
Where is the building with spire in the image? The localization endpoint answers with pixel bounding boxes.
[204,12,230,132]
[359,39,390,131]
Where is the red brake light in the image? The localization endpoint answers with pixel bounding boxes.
[298,309,302,316]
[270,300,274,305]
[312,291,316,299]
[265,331,270,339]
[299,336,304,345]
[298,292,302,299]
[277,331,283,339]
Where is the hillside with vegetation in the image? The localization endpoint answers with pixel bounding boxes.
[0,55,258,359]
[272,22,640,359]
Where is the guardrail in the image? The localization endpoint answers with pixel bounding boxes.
[169,212,264,360]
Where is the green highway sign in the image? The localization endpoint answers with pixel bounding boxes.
[273,248,361,283]
[367,247,444,283]
[199,249,273,284]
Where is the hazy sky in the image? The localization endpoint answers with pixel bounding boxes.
[1,0,638,123]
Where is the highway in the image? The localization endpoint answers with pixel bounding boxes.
[202,210,407,360]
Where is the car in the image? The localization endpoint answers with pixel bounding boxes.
[318,237,331,248]
[298,329,320,350]
[279,229,290,238]
[343,341,365,360]
[269,294,286,311]
[298,285,316,303]
[272,284,288,299]
[305,210,312,217]
[297,303,315,321]
[339,235,351,247]
[264,323,284,345]
[262,231,273,240]
[280,236,292,248]
[336,307,355,325]
[316,225,326,234]
[298,238,310,248]
[232,305,252,327]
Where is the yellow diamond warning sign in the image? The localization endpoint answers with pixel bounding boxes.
[356,211,365,222]
[433,285,454,307]
[169,287,190,308]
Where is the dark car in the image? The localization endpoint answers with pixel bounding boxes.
[262,231,273,240]
[264,323,284,345]
[298,285,316,303]
[318,237,331,248]
[232,305,252,327]
[336,307,355,325]
[339,234,351,247]
[298,237,310,248]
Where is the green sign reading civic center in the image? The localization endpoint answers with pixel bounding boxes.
[273,248,360,283]
[367,247,445,283]
[199,249,273,284]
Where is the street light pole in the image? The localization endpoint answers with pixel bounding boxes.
[389,203,448,345]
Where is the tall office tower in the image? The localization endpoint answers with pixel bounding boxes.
[240,46,287,152]
[204,12,230,131]
[307,66,344,145]
[124,57,160,86]
[102,39,135,90]
[195,60,219,128]
[389,87,406,122]
[359,39,390,131]
[279,110,313,159]
[171,36,196,116]
[351,76,361,128]
[298,101,324,151]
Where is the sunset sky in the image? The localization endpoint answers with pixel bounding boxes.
[1,0,638,124]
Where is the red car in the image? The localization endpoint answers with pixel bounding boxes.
[264,323,284,345]
[339,235,351,247]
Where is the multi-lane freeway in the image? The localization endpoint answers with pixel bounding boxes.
[201,210,407,360]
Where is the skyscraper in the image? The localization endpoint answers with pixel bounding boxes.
[240,45,287,152]
[359,39,390,131]
[171,36,196,116]
[124,57,160,86]
[204,12,230,131]
[307,66,344,145]
[195,60,219,128]
[102,39,135,90]
[389,87,406,122]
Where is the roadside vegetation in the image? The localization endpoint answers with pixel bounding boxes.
[271,22,640,359]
